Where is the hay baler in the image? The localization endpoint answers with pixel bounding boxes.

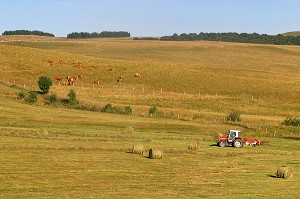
[217,130,261,148]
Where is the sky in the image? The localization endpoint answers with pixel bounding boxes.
[1,0,300,37]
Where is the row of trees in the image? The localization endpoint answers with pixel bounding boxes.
[2,30,55,37]
[160,32,300,45]
[67,31,130,39]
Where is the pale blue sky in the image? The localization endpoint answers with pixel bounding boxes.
[1,0,300,37]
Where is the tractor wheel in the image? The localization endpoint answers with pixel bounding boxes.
[233,139,243,148]
[218,141,226,147]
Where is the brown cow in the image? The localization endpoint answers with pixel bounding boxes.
[92,80,100,85]
[47,59,54,66]
[68,78,76,85]
[62,79,68,85]
[53,77,62,81]
[72,75,82,80]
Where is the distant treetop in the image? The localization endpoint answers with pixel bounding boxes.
[67,31,131,39]
[159,32,300,45]
[2,30,55,37]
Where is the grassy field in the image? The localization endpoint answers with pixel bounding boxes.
[0,36,299,198]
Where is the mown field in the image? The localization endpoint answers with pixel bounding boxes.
[0,36,299,198]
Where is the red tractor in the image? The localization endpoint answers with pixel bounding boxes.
[217,130,244,148]
[217,130,262,148]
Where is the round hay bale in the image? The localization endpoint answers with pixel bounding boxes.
[123,126,134,134]
[188,140,200,150]
[276,166,293,179]
[148,149,163,159]
[132,144,144,155]
[213,133,222,142]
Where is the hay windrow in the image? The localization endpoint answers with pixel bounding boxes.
[132,144,144,155]
[148,148,163,159]
[188,140,200,150]
[276,166,293,179]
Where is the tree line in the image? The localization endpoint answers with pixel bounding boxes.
[67,31,130,39]
[2,30,55,37]
[160,32,300,45]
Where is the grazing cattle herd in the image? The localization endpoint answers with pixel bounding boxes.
[49,59,142,86]
[53,75,82,86]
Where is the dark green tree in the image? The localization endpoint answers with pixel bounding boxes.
[38,76,52,94]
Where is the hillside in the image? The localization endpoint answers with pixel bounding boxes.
[282,31,300,36]
[1,38,300,100]
[0,38,299,198]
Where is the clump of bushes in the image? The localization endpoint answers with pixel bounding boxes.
[102,103,133,115]
[25,91,38,104]
[226,111,241,122]
[282,116,300,126]
[17,91,38,104]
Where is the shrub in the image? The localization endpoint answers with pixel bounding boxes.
[148,106,158,116]
[282,116,300,126]
[38,76,52,94]
[226,111,241,122]
[49,93,57,103]
[67,89,77,104]
[18,91,25,99]
[124,106,133,115]
[112,106,123,114]
[25,91,37,104]
[102,103,113,113]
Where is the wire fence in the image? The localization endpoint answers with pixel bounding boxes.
[0,78,229,100]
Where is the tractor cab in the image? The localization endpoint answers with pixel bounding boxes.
[218,130,243,148]
[226,130,240,142]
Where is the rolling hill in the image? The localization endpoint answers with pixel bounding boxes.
[282,31,300,36]
[0,36,299,198]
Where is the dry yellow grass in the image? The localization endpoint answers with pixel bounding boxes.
[0,38,300,198]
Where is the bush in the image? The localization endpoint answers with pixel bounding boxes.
[124,106,133,115]
[18,91,25,99]
[49,93,57,104]
[282,116,300,126]
[148,106,158,116]
[67,89,77,104]
[102,103,113,113]
[38,76,52,94]
[226,111,241,122]
[25,92,37,104]
[102,103,133,115]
